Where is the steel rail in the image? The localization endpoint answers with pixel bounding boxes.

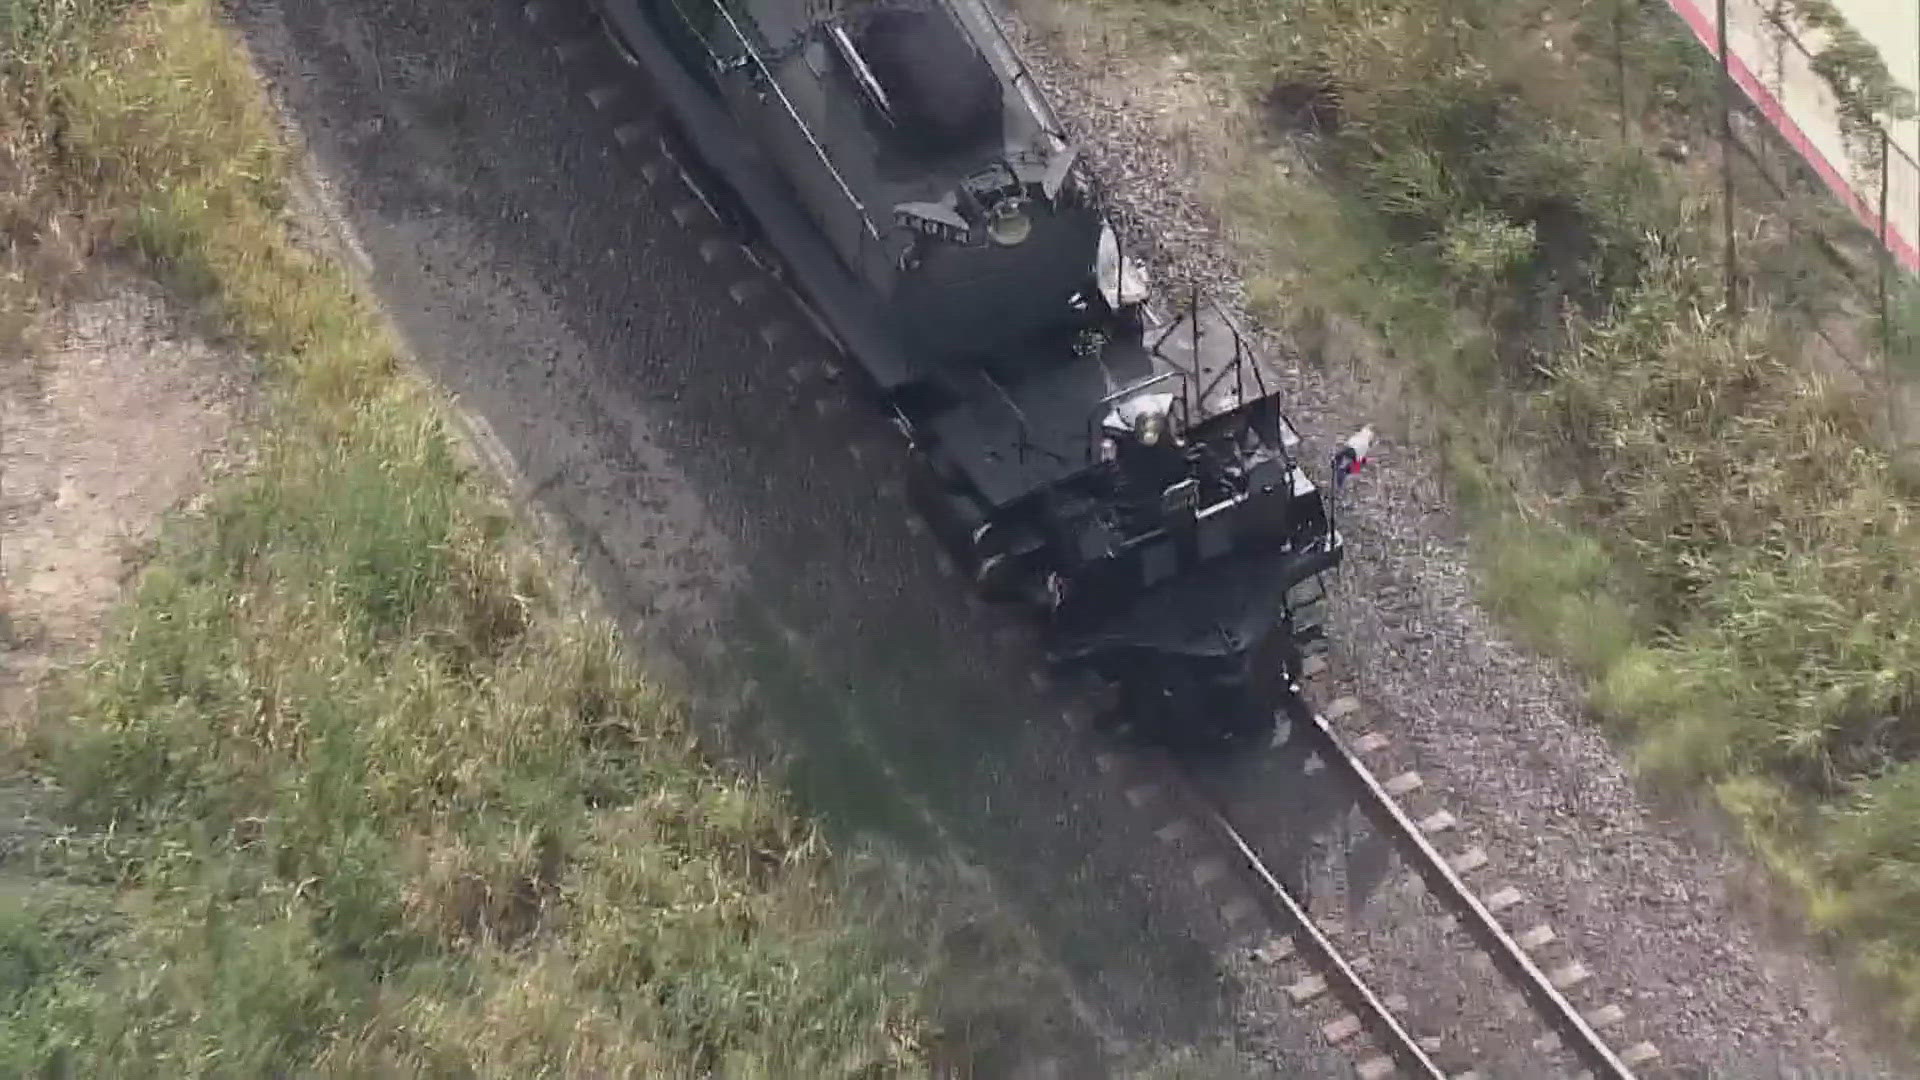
[1204,806,1450,1080]
[1300,710,1638,1080]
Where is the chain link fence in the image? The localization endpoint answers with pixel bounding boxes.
[1634,0,1919,451]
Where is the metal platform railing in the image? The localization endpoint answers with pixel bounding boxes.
[658,0,888,281]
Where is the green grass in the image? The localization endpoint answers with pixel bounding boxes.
[1031,0,1920,1038]
[1,1,929,1074]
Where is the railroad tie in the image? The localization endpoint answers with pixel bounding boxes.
[1383,770,1423,796]
[1447,846,1488,874]
[522,0,593,29]
[1583,1003,1626,1029]
[1024,1058,1061,1080]
[1483,885,1525,912]
[1548,960,1590,990]
[1189,857,1228,889]
[612,122,648,148]
[1154,817,1194,844]
[1355,1056,1395,1080]
[1251,937,1294,963]
[551,36,597,64]
[585,84,623,110]
[1285,974,1327,1004]
[1515,924,1556,950]
[1326,695,1361,720]
[1418,809,1457,834]
[1621,1042,1662,1067]
[757,320,793,349]
[1354,731,1390,753]
[1320,1013,1362,1044]
[1218,895,1260,928]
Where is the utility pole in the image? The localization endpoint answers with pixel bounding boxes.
[1615,0,1628,142]
[1881,127,1896,441]
[1719,0,1739,319]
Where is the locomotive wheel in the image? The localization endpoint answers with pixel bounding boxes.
[972,551,1024,603]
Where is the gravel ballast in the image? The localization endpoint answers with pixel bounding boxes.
[998,5,1909,1075]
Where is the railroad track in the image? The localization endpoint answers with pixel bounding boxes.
[1093,678,1669,1079]
[518,3,1673,1074]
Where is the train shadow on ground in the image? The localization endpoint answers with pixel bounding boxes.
[1172,721,1404,926]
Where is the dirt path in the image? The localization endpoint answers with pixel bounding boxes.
[1,277,251,744]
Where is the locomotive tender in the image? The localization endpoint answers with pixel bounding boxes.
[586,0,1365,744]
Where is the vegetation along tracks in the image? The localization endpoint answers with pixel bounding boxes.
[520,0,1669,1074]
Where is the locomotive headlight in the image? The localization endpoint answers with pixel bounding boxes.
[1134,411,1167,447]
[986,197,1033,246]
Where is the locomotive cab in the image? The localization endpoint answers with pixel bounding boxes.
[1032,373,1349,745]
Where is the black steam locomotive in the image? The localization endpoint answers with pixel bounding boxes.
[584,0,1368,745]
